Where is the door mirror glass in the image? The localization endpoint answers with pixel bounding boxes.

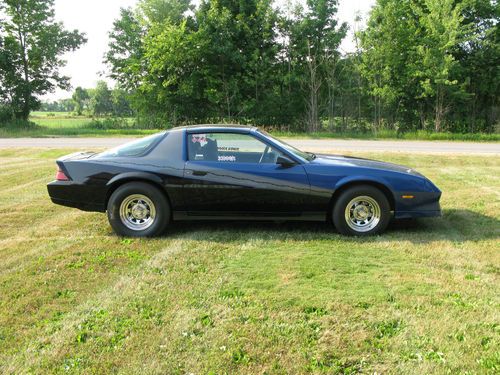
[276,155,296,168]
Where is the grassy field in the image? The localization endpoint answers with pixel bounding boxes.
[0,113,498,141]
[0,113,153,138]
[0,149,498,374]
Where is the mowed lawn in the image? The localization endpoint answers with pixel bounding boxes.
[0,149,498,374]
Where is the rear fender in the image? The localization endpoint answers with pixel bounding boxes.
[106,172,164,189]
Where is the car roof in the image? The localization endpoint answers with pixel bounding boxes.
[172,124,258,134]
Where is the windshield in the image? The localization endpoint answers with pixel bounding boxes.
[259,130,315,161]
[99,132,166,158]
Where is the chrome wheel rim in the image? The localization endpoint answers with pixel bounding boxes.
[119,194,156,231]
[344,196,381,233]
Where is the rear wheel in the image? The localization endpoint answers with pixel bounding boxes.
[107,182,170,237]
[332,185,391,236]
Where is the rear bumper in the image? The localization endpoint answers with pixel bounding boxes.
[47,181,106,212]
[49,197,104,212]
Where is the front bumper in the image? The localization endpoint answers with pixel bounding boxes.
[394,208,442,219]
[394,193,442,219]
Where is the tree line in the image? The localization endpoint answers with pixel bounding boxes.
[1,0,499,133]
[40,81,133,117]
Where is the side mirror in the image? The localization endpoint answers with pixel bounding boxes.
[276,155,296,168]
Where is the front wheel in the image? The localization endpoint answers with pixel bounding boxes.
[332,185,391,236]
[107,182,170,237]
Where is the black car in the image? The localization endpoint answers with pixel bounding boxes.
[47,125,441,237]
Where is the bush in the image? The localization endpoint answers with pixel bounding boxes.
[0,105,14,124]
[134,113,171,129]
[0,119,40,130]
[85,117,130,130]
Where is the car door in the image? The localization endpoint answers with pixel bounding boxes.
[182,131,311,217]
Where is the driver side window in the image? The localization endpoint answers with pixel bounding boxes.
[188,133,281,164]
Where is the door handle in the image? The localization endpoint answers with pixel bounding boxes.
[192,170,207,176]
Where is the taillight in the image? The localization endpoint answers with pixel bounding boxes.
[55,168,69,181]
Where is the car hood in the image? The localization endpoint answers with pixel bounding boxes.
[310,154,421,176]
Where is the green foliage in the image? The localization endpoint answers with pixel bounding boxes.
[2,0,497,134]
[413,0,467,131]
[42,84,135,118]
[289,0,347,131]
[104,7,145,92]
[40,99,75,113]
[105,0,347,128]
[0,0,86,120]
[0,103,13,123]
[102,0,498,134]
[72,87,90,116]
[85,117,131,130]
[111,88,134,117]
[89,81,113,116]
[360,0,499,133]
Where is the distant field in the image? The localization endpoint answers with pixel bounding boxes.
[0,112,498,141]
[0,113,155,138]
[30,112,135,129]
[0,149,498,374]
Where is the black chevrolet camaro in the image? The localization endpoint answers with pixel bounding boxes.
[47,125,441,237]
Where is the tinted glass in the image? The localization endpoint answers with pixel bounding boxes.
[188,133,281,164]
[99,132,166,157]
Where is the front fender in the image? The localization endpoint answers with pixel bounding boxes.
[333,175,395,192]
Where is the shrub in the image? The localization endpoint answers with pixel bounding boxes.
[0,104,14,125]
[85,117,129,130]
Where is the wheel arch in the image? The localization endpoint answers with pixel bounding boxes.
[105,173,171,211]
[327,179,395,220]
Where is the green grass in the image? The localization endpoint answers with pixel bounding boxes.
[30,112,136,129]
[0,149,498,373]
[0,126,157,138]
[0,113,498,141]
[0,115,156,138]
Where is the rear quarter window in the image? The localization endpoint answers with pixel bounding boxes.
[98,132,166,158]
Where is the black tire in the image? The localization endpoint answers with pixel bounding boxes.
[107,182,170,237]
[332,185,391,236]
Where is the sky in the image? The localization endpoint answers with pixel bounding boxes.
[46,0,375,101]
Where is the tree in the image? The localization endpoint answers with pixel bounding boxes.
[105,2,195,125]
[0,0,86,120]
[102,0,497,134]
[139,0,193,24]
[453,0,499,132]
[111,88,134,116]
[289,0,347,132]
[89,81,113,116]
[72,87,90,115]
[413,0,466,132]
[359,0,496,132]
[360,0,421,129]
[104,7,145,92]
